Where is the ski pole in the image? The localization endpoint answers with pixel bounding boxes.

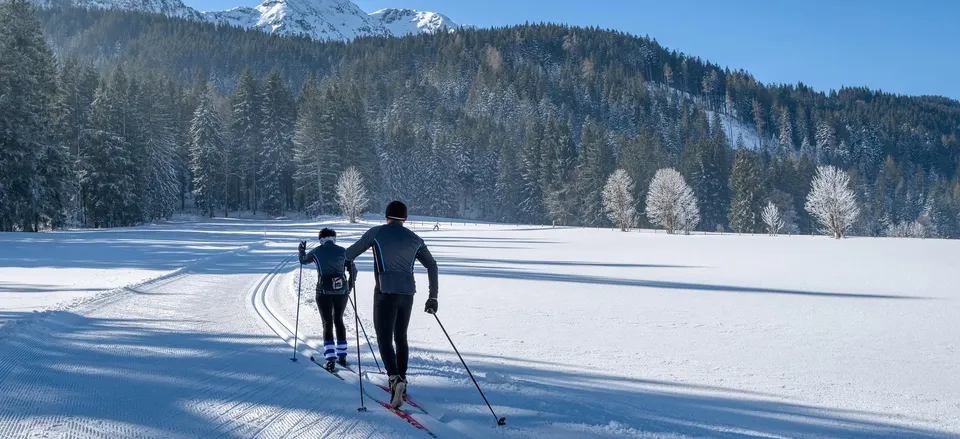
[291,260,303,362]
[349,292,383,374]
[432,313,506,426]
[352,284,367,412]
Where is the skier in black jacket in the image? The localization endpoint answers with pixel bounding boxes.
[298,228,357,372]
[346,201,438,409]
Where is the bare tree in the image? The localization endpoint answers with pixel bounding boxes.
[602,169,637,231]
[761,201,784,236]
[645,168,700,234]
[335,166,368,223]
[804,165,859,239]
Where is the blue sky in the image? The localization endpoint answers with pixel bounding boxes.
[185,0,960,100]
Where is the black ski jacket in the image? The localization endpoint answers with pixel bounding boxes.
[345,222,438,298]
[299,241,357,295]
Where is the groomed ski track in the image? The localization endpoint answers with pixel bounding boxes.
[0,239,436,439]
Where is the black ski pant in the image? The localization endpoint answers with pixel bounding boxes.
[316,293,348,359]
[373,292,414,378]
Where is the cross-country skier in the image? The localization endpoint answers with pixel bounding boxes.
[345,201,438,409]
[298,228,357,372]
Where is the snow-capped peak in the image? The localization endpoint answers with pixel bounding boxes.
[369,8,461,36]
[33,0,464,41]
[204,0,390,41]
[36,0,202,20]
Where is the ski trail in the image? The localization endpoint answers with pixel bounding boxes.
[0,242,422,439]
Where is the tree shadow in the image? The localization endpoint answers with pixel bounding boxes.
[400,346,956,438]
[0,311,407,439]
[442,257,701,269]
[431,262,928,300]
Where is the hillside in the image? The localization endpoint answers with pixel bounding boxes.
[4,1,960,237]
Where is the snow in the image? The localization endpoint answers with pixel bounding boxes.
[203,0,390,41]
[369,8,461,37]
[32,0,461,41]
[2,218,959,438]
[707,109,765,150]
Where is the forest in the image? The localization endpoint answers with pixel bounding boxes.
[2,0,959,237]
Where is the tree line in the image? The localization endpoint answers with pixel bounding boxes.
[3,1,959,238]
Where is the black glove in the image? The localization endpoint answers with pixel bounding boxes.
[298,241,306,253]
[424,298,438,314]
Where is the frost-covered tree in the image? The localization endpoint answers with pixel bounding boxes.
[190,83,225,217]
[603,169,637,231]
[645,168,700,234]
[884,221,926,238]
[336,166,369,223]
[761,202,784,236]
[805,165,860,239]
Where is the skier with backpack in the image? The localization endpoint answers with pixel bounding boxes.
[298,228,358,372]
[346,201,438,409]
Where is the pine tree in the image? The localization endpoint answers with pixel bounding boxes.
[259,71,294,217]
[778,106,794,152]
[83,72,137,228]
[576,119,612,226]
[0,0,68,231]
[728,149,763,233]
[293,81,340,215]
[54,59,99,226]
[494,137,522,221]
[190,83,225,217]
[752,98,766,151]
[230,68,262,212]
[138,76,181,221]
[518,120,544,223]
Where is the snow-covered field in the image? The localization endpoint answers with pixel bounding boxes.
[1,218,958,438]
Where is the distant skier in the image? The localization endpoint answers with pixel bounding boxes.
[298,228,357,372]
[346,201,438,409]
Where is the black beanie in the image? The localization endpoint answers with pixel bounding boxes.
[318,228,337,240]
[385,201,407,221]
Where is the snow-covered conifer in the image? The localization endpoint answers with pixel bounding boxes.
[190,83,225,217]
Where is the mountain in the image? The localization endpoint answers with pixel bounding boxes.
[203,0,390,40]
[36,0,462,40]
[38,0,202,19]
[368,8,461,36]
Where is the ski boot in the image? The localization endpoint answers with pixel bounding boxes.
[388,375,406,409]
